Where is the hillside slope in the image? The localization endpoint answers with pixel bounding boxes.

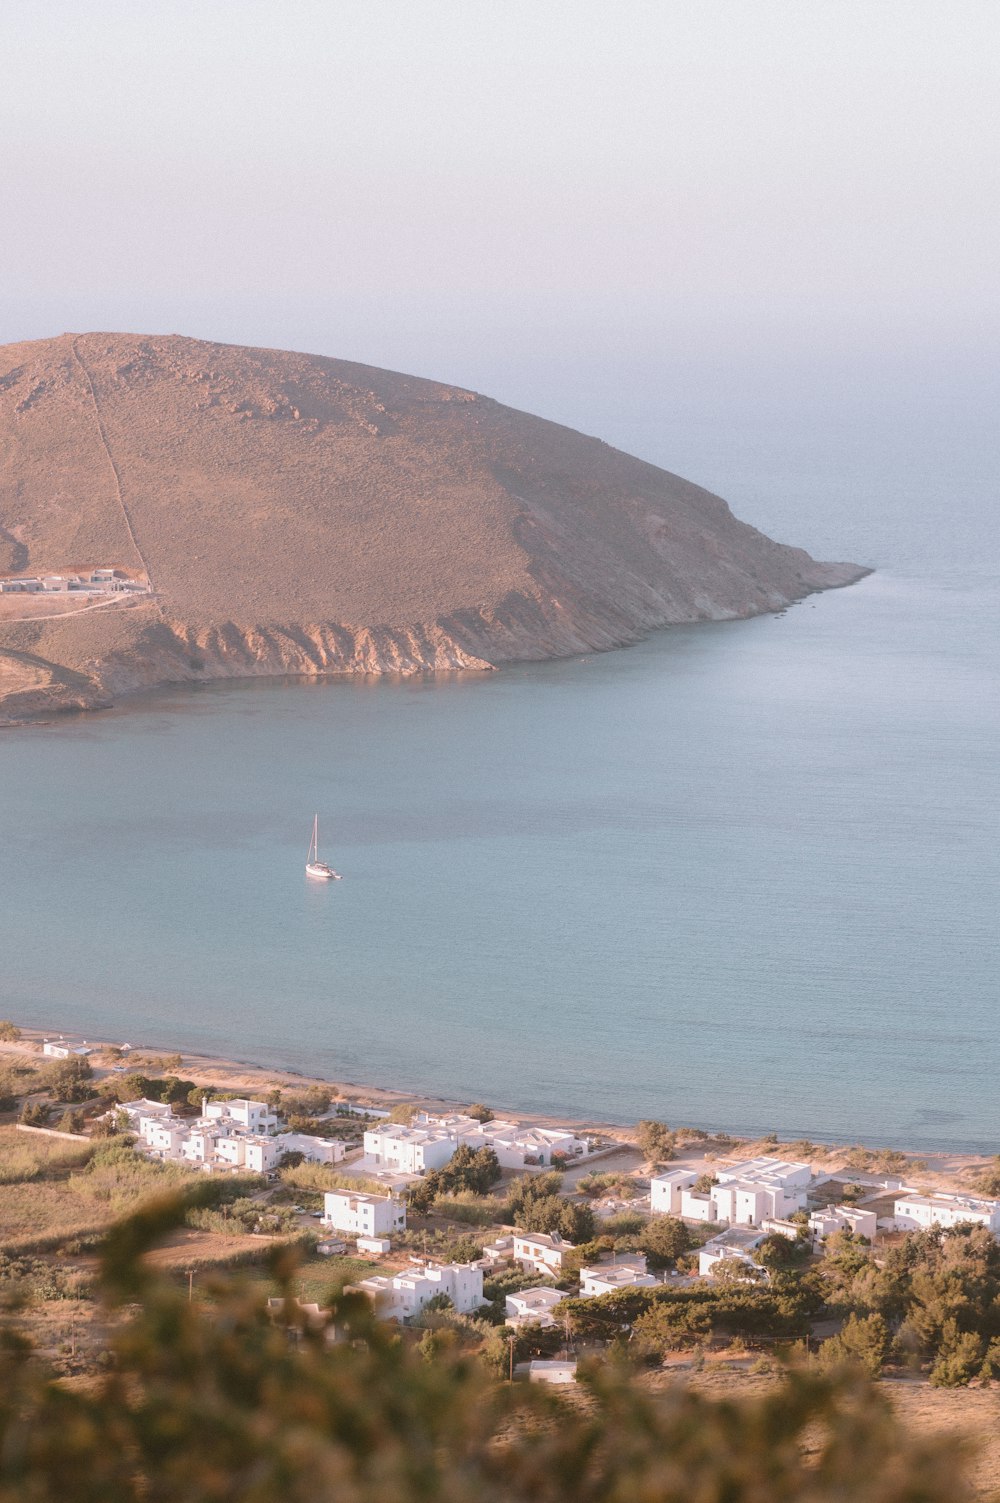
[0,332,866,718]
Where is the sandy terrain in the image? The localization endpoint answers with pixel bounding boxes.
[0,332,867,719]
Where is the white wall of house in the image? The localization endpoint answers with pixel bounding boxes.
[893,1195,1000,1234]
[649,1170,698,1216]
[279,1132,345,1164]
[205,1099,278,1134]
[513,1232,572,1272]
[356,1261,484,1319]
[324,1191,406,1237]
[809,1206,878,1241]
[363,1125,458,1175]
[579,1266,657,1297]
[505,1287,564,1327]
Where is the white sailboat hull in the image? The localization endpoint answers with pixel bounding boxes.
[306,861,341,881]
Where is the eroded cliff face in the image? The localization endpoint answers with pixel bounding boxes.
[0,332,868,720]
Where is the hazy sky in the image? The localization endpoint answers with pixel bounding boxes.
[2,2,998,430]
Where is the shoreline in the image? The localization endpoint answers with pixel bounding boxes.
[2,1021,991,1188]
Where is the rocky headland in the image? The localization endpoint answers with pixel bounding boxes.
[0,333,868,719]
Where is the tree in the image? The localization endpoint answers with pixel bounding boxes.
[819,1314,890,1377]
[465,1103,494,1123]
[640,1216,691,1270]
[388,1102,416,1125]
[928,1321,985,1387]
[636,1119,675,1165]
[0,1019,21,1041]
[57,1108,85,1134]
[43,1056,94,1103]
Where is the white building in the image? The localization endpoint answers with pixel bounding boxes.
[42,1039,93,1059]
[579,1264,658,1297]
[357,1236,392,1256]
[809,1205,878,1242]
[363,1123,459,1175]
[650,1169,699,1216]
[355,1262,484,1320]
[414,1111,588,1169]
[513,1231,574,1274]
[659,1158,812,1228]
[505,1287,565,1328]
[278,1132,345,1164]
[892,1193,1000,1235]
[698,1228,767,1278]
[204,1099,279,1134]
[323,1190,406,1238]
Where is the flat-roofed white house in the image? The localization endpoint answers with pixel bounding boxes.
[354,1262,485,1320]
[323,1190,406,1238]
[513,1231,574,1274]
[278,1132,345,1165]
[120,1097,175,1125]
[205,1099,279,1135]
[579,1264,658,1297]
[241,1136,283,1173]
[0,577,43,593]
[809,1206,878,1242]
[698,1228,767,1278]
[505,1287,565,1328]
[893,1194,1000,1235]
[42,1039,93,1059]
[363,1123,459,1175]
[650,1169,699,1216]
[138,1117,189,1158]
[413,1112,589,1169]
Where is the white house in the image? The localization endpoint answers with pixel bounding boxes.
[513,1231,574,1275]
[278,1132,345,1165]
[138,1116,189,1158]
[42,1039,93,1059]
[354,1262,484,1320]
[205,1099,279,1135]
[363,1123,459,1175]
[698,1228,767,1278]
[504,1287,565,1328]
[414,1112,589,1169]
[323,1190,406,1238]
[675,1158,811,1228]
[579,1264,658,1297]
[650,1169,698,1216]
[809,1205,878,1242]
[120,1097,175,1125]
[241,1136,283,1173]
[357,1236,392,1256]
[892,1193,1000,1235]
[480,1235,515,1265]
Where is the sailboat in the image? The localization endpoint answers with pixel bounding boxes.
[306,815,341,880]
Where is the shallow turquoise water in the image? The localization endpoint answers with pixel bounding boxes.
[1,389,997,1150]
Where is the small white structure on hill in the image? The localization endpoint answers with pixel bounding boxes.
[527,1360,577,1385]
[505,1287,565,1328]
[892,1193,1000,1235]
[698,1228,767,1278]
[579,1263,658,1297]
[205,1098,279,1134]
[323,1190,406,1239]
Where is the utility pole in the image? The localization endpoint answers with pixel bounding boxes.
[186,1268,194,1303]
[508,1331,516,1382]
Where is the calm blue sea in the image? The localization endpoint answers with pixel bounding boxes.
[2,376,997,1151]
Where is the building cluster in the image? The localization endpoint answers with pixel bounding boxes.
[362,1110,589,1177]
[0,568,150,595]
[650,1158,813,1227]
[120,1096,344,1173]
[351,1261,486,1320]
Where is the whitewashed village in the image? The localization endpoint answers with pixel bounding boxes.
[3,1026,1000,1391]
[82,1053,1000,1385]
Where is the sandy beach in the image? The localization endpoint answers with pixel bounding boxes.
[2,1022,991,1190]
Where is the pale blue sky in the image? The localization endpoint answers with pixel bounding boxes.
[2,1,998,429]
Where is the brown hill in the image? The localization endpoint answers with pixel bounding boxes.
[0,332,866,718]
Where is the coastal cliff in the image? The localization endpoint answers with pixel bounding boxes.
[0,333,868,719]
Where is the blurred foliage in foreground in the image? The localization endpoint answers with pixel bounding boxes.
[0,1194,975,1503]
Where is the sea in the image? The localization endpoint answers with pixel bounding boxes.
[2,368,997,1152]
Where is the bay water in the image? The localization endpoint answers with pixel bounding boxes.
[2,375,997,1151]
